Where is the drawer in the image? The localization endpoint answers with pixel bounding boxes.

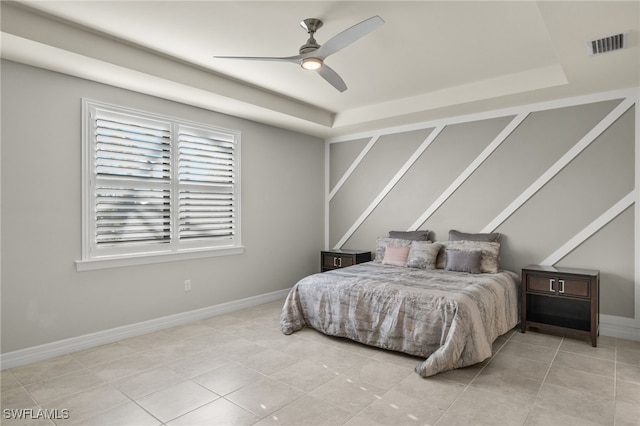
[560,277,590,298]
[527,275,556,294]
[322,254,354,269]
[526,274,590,299]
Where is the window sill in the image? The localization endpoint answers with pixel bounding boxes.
[75,246,245,272]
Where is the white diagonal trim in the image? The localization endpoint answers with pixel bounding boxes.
[408,113,528,231]
[483,97,635,233]
[329,135,379,201]
[540,191,635,266]
[333,126,445,249]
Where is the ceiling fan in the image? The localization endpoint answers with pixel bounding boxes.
[214,15,385,92]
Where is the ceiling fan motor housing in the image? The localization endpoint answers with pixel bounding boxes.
[299,18,323,54]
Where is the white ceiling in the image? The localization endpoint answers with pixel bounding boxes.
[1,1,639,138]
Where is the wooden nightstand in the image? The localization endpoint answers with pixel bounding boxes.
[521,264,599,346]
[321,249,371,272]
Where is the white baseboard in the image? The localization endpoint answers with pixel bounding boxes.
[0,289,290,370]
[600,322,640,342]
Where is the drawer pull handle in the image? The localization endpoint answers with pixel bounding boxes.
[337,257,342,267]
[333,257,342,267]
[559,279,565,294]
[549,279,555,292]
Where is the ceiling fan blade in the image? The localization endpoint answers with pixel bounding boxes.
[315,15,384,59]
[317,65,347,92]
[214,54,305,63]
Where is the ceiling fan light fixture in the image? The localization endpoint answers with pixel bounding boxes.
[301,57,323,70]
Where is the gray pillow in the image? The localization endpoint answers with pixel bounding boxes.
[444,240,500,273]
[388,230,430,241]
[445,249,482,274]
[449,229,500,243]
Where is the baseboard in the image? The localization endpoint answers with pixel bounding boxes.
[600,322,640,342]
[0,288,290,370]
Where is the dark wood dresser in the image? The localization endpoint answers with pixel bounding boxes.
[321,249,371,272]
[521,264,600,346]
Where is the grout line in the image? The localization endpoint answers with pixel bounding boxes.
[519,336,563,425]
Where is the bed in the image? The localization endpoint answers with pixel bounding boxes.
[280,231,520,377]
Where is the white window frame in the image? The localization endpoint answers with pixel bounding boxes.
[77,99,243,271]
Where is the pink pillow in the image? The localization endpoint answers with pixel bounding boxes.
[382,245,410,266]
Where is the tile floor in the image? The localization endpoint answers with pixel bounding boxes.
[1,299,639,426]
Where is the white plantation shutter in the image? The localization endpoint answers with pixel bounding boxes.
[178,127,236,242]
[81,100,241,266]
[94,112,172,248]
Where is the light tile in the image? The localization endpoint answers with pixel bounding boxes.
[226,377,304,417]
[262,395,353,426]
[559,338,616,361]
[394,373,465,409]
[193,362,264,396]
[277,337,336,359]
[500,340,557,364]
[471,367,543,402]
[431,360,487,386]
[2,300,635,426]
[269,359,339,392]
[484,351,549,381]
[524,404,604,426]
[165,350,229,379]
[207,338,268,361]
[545,365,615,400]
[76,401,161,426]
[437,386,533,426]
[23,368,105,404]
[617,361,640,385]
[10,355,84,385]
[370,348,424,369]
[90,354,158,382]
[184,330,238,350]
[1,370,21,392]
[615,401,640,426]
[69,343,135,367]
[141,340,205,364]
[553,350,615,378]
[309,374,386,414]
[617,348,640,366]
[307,345,369,374]
[536,382,615,425]
[510,331,563,349]
[199,314,243,329]
[136,380,219,423]
[617,338,640,353]
[163,323,215,340]
[342,358,412,390]
[42,384,129,425]
[111,365,183,399]
[344,388,446,426]
[1,386,38,410]
[167,398,259,426]
[616,379,640,405]
[235,348,299,375]
[118,331,178,352]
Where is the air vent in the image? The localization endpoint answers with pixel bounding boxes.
[587,32,629,55]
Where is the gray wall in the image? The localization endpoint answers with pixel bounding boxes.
[1,60,325,353]
[329,95,637,324]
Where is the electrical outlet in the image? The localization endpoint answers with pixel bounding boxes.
[184,280,192,292]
